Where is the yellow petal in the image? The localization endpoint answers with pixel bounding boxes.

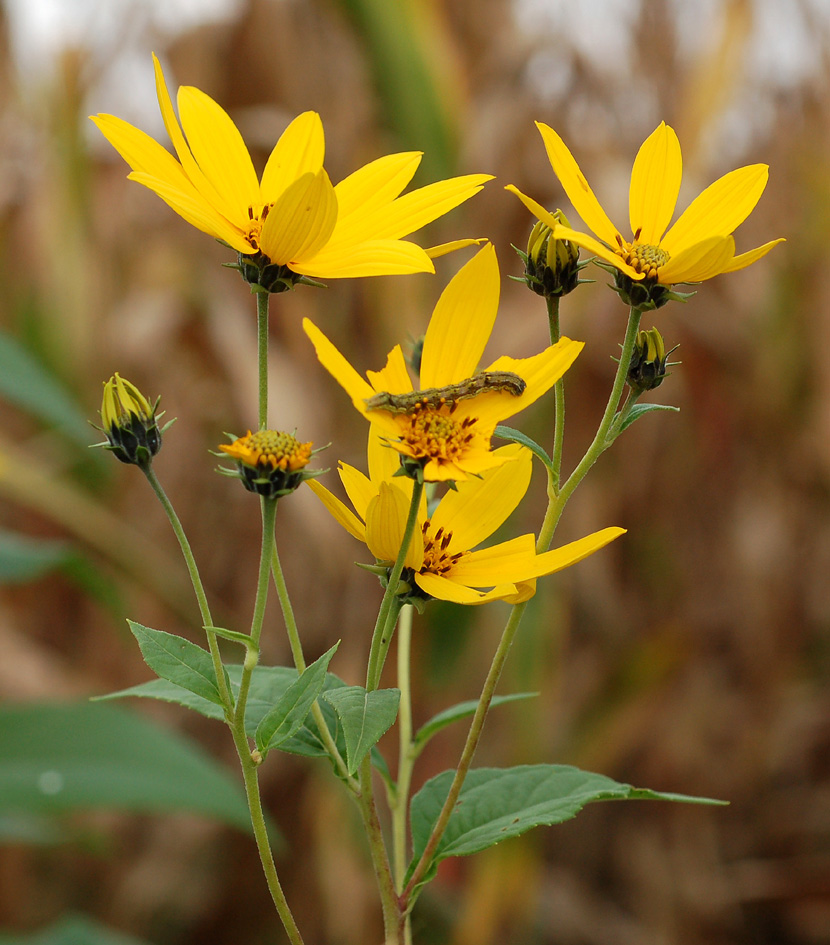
[337,463,375,523]
[128,171,251,252]
[523,526,625,579]
[91,114,190,185]
[661,164,769,255]
[720,237,785,273]
[430,444,531,550]
[449,534,539,585]
[365,482,424,568]
[535,121,620,247]
[505,187,643,280]
[366,345,413,399]
[259,169,338,265]
[425,238,486,259]
[339,174,492,244]
[303,319,375,411]
[422,446,509,483]
[333,152,422,222]
[414,571,517,604]
[473,337,583,426]
[419,243,499,388]
[151,53,227,216]
[629,122,682,244]
[260,111,325,205]
[657,235,735,284]
[293,238,434,278]
[307,479,366,541]
[177,84,261,225]
[368,426,403,483]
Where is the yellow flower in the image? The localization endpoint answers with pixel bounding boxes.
[91,54,491,280]
[304,244,582,482]
[507,122,783,287]
[309,437,624,605]
[218,429,318,498]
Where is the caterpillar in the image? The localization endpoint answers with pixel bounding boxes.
[364,371,526,414]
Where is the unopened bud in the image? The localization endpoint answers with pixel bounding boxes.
[627,327,676,393]
[98,374,163,467]
[521,210,581,298]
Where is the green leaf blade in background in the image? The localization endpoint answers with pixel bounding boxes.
[0,703,251,831]
[410,764,726,867]
[414,693,538,751]
[322,686,400,775]
[0,914,156,945]
[255,643,339,753]
[0,530,71,583]
[128,621,226,707]
[0,330,96,447]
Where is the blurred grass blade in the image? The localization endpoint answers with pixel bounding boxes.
[0,915,155,945]
[0,530,71,583]
[0,330,95,446]
[0,703,251,831]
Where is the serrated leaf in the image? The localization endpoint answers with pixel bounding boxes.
[410,765,726,869]
[493,425,554,471]
[128,622,226,707]
[617,402,680,434]
[414,693,538,751]
[322,686,400,775]
[0,703,251,831]
[255,643,339,753]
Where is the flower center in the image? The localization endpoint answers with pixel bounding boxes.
[398,404,477,462]
[222,429,312,472]
[419,522,467,575]
[617,234,671,280]
[245,203,274,252]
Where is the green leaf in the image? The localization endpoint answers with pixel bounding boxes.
[128,621,226,707]
[0,914,155,945]
[410,764,726,868]
[493,425,554,472]
[0,330,96,447]
[414,693,538,751]
[616,402,680,434]
[255,643,339,753]
[0,703,251,830]
[95,666,349,760]
[0,531,71,583]
[322,686,400,775]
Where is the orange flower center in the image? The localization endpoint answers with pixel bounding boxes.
[617,232,671,280]
[219,429,312,472]
[245,203,275,252]
[397,404,478,463]
[419,522,467,575]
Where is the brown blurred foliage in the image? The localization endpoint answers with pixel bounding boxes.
[0,0,829,943]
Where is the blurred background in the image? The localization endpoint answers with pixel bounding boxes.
[0,0,828,942]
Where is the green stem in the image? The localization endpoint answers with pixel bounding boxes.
[403,599,528,903]
[142,465,232,713]
[542,305,643,542]
[547,295,566,495]
[270,542,356,788]
[357,756,401,941]
[392,604,414,891]
[234,496,277,729]
[257,290,270,430]
[366,478,424,691]
[229,696,305,944]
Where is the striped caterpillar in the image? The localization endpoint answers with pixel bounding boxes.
[364,371,526,414]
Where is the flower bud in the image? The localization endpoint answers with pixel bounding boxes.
[99,374,163,467]
[520,210,581,298]
[627,327,673,393]
[218,429,321,499]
